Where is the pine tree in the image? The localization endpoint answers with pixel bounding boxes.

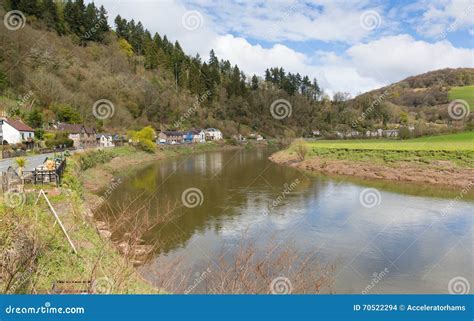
[251,75,259,90]
[41,0,63,34]
[114,15,128,38]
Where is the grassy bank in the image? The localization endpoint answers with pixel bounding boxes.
[0,142,236,294]
[270,132,474,189]
[0,161,158,294]
[302,132,474,167]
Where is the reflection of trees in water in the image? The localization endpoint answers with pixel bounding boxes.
[97,149,327,259]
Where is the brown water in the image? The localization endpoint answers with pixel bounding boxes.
[96,148,473,294]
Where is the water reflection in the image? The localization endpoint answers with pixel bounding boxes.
[97,148,473,294]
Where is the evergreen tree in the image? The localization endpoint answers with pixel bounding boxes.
[251,75,259,90]
[114,15,128,38]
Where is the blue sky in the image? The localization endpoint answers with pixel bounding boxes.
[90,0,474,95]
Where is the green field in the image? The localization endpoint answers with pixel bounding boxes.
[449,85,474,110]
[306,132,474,151]
[296,132,474,167]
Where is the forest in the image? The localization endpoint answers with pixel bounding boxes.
[1,0,473,138]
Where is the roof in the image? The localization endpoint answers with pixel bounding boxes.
[161,131,183,136]
[205,128,221,132]
[57,123,96,134]
[184,129,204,135]
[96,133,113,139]
[3,118,34,132]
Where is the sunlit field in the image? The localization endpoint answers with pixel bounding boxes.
[307,132,474,151]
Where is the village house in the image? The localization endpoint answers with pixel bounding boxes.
[232,134,246,142]
[56,123,97,148]
[365,128,384,138]
[183,129,206,143]
[204,128,223,141]
[0,117,35,147]
[112,134,126,146]
[158,131,184,144]
[96,133,115,148]
[383,129,399,138]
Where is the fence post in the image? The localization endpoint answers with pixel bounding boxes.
[36,189,77,254]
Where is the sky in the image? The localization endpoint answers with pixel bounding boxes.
[88,0,474,96]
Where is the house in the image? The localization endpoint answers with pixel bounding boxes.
[383,129,399,138]
[96,134,114,148]
[365,129,384,138]
[56,123,97,148]
[113,134,125,146]
[183,129,205,143]
[0,117,35,147]
[158,131,184,144]
[312,130,321,136]
[232,134,246,142]
[204,128,223,141]
[344,131,360,138]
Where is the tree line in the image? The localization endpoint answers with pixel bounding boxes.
[4,0,109,43]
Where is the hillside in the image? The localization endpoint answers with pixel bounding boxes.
[0,1,472,139]
[355,68,474,108]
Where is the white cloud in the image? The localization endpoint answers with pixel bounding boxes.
[346,34,474,84]
[185,0,391,43]
[409,0,474,38]
[88,1,473,96]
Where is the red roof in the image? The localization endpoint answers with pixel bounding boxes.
[4,118,34,132]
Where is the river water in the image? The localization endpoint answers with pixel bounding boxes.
[96,148,473,294]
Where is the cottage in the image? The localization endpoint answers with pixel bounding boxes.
[56,123,97,148]
[0,117,35,146]
[383,129,399,138]
[158,131,184,144]
[97,134,114,148]
[365,129,384,138]
[113,134,125,146]
[185,129,205,143]
[231,134,245,142]
[204,128,223,141]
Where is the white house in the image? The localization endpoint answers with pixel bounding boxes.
[204,128,223,141]
[191,129,206,143]
[97,134,115,148]
[0,117,35,145]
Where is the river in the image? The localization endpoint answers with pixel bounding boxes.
[95,148,473,294]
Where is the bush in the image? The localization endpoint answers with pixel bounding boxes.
[292,138,309,161]
[137,140,155,153]
[128,126,156,153]
[399,127,411,140]
[44,132,74,148]
[79,150,115,171]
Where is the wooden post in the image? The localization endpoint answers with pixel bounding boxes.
[37,190,77,254]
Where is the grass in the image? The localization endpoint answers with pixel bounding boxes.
[306,132,474,151]
[449,85,474,110]
[0,151,160,294]
[288,132,474,167]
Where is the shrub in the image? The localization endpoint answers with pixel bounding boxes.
[44,132,74,148]
[292,138,309,161]
[79,150,115,171]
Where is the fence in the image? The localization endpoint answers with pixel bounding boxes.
[32,158,67,186]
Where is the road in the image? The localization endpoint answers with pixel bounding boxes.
[0,153,56,172]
